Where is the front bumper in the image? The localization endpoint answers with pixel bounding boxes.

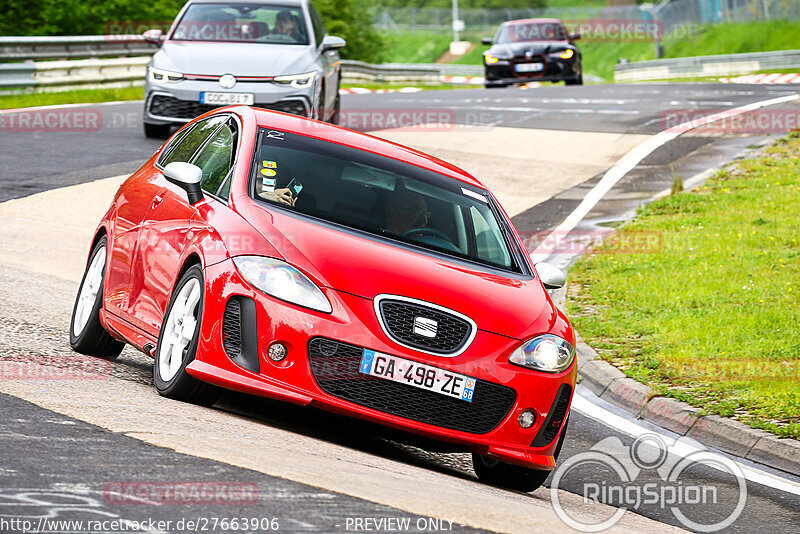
[144,79,313,124]
[485,57,581,85]
[189,259,576,470]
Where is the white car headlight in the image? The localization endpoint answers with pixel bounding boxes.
[148,67,184,84]
[509,334,575,373]
[233,256,332,313]
[273,72,317,89]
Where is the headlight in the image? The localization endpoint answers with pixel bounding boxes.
[148,67,184,84]
[508,334,575,373]
[273,72,317,89]
[484,54,500,64]
[560,49,575,60]
[232,256,332,313]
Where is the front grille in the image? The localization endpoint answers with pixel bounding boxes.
[308,337,516,434]
[148,95,308,120]
[222,299,242,358]
[377,298,472,355]
[532,383,572,447]
[511,55,546,77]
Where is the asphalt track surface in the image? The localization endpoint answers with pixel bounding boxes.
[1,83,800,533]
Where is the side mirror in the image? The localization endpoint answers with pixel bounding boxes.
[569,32,581,42]
[163,162,203,204]
[535,262,566,290]
[321,35,346,50]
[481,37,493,45]
[143,29,165,45]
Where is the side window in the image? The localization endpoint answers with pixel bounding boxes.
[192,118,237,198]
[309,5,326,46]
[160,115,229,167]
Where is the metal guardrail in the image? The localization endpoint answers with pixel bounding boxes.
[615,49,800,81]
[0,36,482,91]
[0,35,158,61]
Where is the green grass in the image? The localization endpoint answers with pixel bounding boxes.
[0,85,143,110]
[426,19,800,83]
[381,31,453,64]
[567,134,800,439]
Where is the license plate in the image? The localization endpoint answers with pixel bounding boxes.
[359,349,476,402]
[515,63,544,73]
[200,92,254,105]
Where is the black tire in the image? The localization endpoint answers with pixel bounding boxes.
[153,265,219,406]
[328,93,341,125]
[144,122,172,139]
[472,416,570,492]
[565,74,583,86]
[69,237,125,358]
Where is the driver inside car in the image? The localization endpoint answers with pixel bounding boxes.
[385,190,431,235]
[255,159,296,206]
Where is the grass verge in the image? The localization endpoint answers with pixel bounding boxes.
[0,86,143,110]
[567,133,800,439]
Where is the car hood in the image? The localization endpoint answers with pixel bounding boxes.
[489,41,571,57]
[153,41,314,76]
[240,204,556,339]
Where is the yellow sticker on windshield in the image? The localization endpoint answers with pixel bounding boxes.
[260,168,276,177]
[262,160,277,168]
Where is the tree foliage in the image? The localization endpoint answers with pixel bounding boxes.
[0,0,384,61]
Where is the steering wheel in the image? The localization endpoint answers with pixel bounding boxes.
[401,227,454,243]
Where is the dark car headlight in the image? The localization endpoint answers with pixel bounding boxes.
[559,49,575,60]
[233,256,332,313]
[484,54,510,65]
[509,334,575,373]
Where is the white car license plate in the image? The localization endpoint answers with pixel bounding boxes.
[515,63,544,73]
[359,349,476,402]
[200,92,255,105]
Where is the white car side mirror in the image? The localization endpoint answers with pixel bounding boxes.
[535,262,566,290]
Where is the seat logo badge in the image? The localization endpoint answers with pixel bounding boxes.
[219,74,237,89]
[413,317,438,338]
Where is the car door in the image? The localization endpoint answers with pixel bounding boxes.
[126,114,230,335]
[128,115,238,336]
[104,125,196,319]
[309,4,339,115]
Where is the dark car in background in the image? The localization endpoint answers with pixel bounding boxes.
[142,0,345,138]
[482,18,582,88]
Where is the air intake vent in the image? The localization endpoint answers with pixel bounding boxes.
[532,383,572,447]
[308,337,515,434]
[221,296,259,374]
[375,295,475,356]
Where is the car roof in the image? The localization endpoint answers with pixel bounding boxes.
[244,107,486,189]
[188,0,305,6]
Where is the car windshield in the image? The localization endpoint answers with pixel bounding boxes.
[251,129,519,272]
[495,21,568,43]
[171,3,309,45]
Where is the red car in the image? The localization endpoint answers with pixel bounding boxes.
[69,106,576,491]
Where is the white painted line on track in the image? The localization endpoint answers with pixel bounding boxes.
[572,393,800,496]
[530,92,800,263]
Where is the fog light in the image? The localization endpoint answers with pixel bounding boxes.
[518,410,536,429]
[267,343,287,362]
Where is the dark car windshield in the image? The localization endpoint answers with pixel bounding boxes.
[251,129,519,272]
[495,21,568,43]
[171,3,309,45]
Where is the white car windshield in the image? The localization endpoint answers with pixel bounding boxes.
[172,3,309,45]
